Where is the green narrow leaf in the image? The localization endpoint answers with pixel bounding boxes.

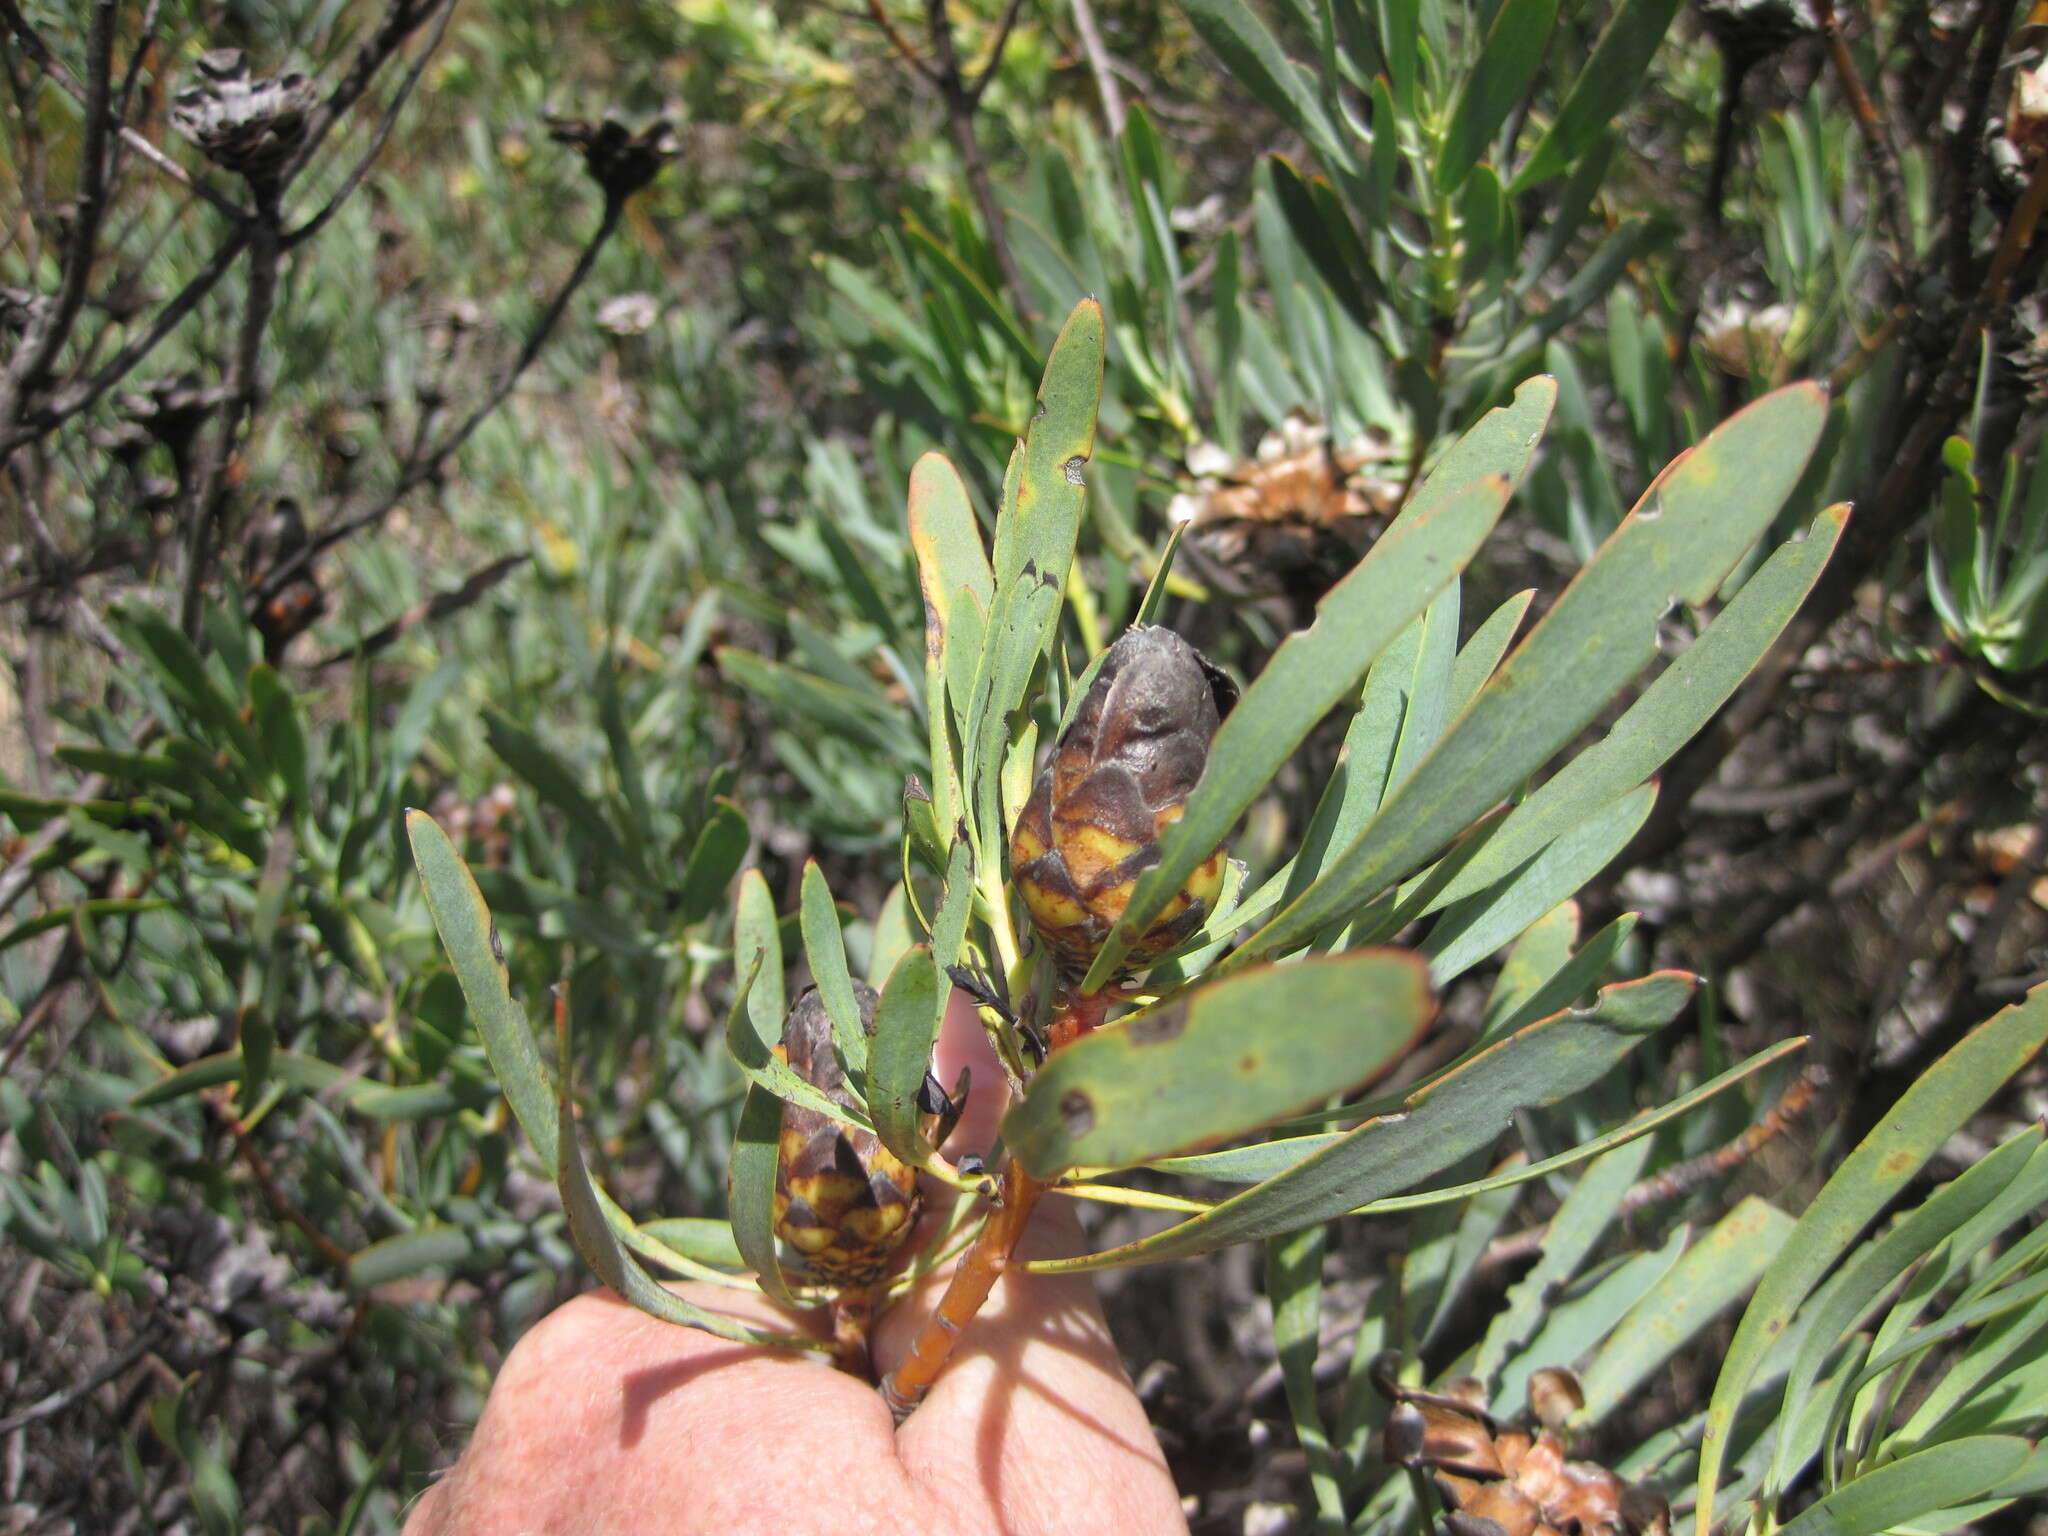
[1509,0,1684,191]
[1480,913,1637,1045]
[1009,951,1433,1178]
[1267,157,1382,337]
[868,944,944,1170]
[406,811,558,1173]
[1083,474,1511,990]
[1176,0,1354,173]
[247,665,308,807]
[1032,972,1695,1270]
[484,710,638,881]
[1431,506,1847,908]
[1438,0,1558,190]
[728,1081,801,1308]
[733,868,786,1064]
[1268,1225,1348,1529]
[560,1078,805,1347]
[1236,384,1829,971]
[1423,782,1655,985]
[1398,377,1559,532]
[1576,1196,1795,1423]
[1447,589,1533,720]
[798,860,868,1084]
[1770,1128,2044,1495]
[675,798,748,926]
[1483,901,1578,1024]
[1773,1439,2032,1536]
[1475,1136,1654,1385]
[1695,983,2048,1535]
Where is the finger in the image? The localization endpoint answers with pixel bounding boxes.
[876,1202,1189,1536]
[406,1285,950,1536]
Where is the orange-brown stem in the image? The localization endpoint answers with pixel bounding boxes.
[878,990,1110,1420]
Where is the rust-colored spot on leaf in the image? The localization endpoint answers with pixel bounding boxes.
[1878,1148,1918,1179]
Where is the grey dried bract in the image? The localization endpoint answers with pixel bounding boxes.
[170,49,318,184]
[545,112,681,200]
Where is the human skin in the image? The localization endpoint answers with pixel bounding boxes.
[403,992,1190,1536]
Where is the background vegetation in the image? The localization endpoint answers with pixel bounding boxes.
[2,0,2046,1531]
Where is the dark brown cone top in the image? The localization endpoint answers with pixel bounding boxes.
[1009,626,1235,982]
[771,984,920,1287]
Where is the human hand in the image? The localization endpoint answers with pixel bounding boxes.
[404,992,1188,1536]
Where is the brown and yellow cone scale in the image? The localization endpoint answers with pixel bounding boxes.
[771,985,920,1287]
[1009,626,1234,982]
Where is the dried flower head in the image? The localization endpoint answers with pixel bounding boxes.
[1377,1363,1670,1536]
[1167,410,1398,601]
[545,112,681,201]
[170,49,317,186]
[772,985,921,1287]
[1697,298,1796,378]
[1010,627,1236,984]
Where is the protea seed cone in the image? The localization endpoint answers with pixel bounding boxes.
[1010,626,1235,984]
[772,985,919,1287]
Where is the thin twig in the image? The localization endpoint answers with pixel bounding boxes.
[1945,0,2019,293]
[306,552,528,668]
[179,192,285,638]
[282,0,444,189]
[0,1322,166,1436]
[880,990,1107,1419]
[1482,1067,1825,1270]
[205,1091,356,1273]
[0,1,115,435]
[864,0,940,85]
[0,0,250,221]
[283,0,457,249]
[1067,0,1126,136]
[922,0,1032,318]
[261,198,625,597]
[966,0,1028,108]
[0,226,252,461]
[1812,0,1911,272]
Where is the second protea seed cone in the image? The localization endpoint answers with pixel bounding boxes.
[1010,626,1235,983]
[772,985,920,1287]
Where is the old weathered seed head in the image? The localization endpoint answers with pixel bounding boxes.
[169,50,317,185]
[1009,626,1235,984]
[771,984,920,1287]
[544,112,681,201]
[1378,1365,1669,1536]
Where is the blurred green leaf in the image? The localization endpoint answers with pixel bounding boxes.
[1177,0,1354,173]
[406,811,558,1172]
[1439,0,1557,190]
[1510,0,1685,191]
